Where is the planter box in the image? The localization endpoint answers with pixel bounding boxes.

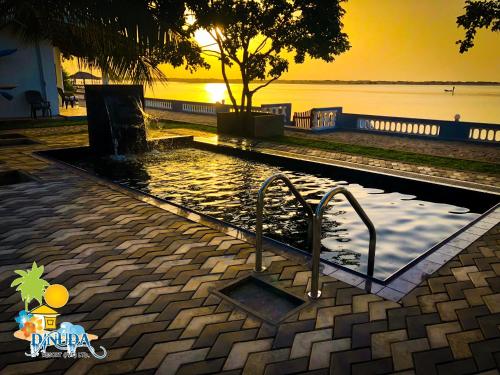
[217,112,284,138]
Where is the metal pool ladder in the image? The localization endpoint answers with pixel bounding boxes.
[254,174,314,273]
[254,174,377,300]
[309,187,376,299]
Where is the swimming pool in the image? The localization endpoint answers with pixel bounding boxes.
[45,140,498,281]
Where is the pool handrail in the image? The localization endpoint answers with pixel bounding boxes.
[308,187,377,299]
[255,173,314,273]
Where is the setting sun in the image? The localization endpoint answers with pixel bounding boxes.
[194,29,218,50]
[44,284,69,309]
[205,83,226,103]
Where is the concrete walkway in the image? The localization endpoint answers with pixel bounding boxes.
[0,125,498,374]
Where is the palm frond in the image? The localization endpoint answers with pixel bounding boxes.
[10,278,22,287]
[1,0,205,85]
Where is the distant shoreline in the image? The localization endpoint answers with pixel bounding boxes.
[160,78,500,86]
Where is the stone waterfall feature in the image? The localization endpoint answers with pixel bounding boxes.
[85,85,148,156]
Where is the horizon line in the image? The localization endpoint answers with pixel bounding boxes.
[156,78,500,85]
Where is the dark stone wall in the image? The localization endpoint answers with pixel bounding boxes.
[85,85,148,155]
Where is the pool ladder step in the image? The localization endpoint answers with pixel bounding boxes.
[254,173,376,299]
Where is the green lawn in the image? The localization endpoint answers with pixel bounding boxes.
[271,136,499,176]
[157,121,499,176]
[155,120,216,133]
[0,118,87,130]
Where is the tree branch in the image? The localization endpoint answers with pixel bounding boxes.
[250,76,280,94]
[254,36,270,54]
[214,27,242,66]
[201,50,221,58]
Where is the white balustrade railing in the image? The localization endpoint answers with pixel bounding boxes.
[181,103,217,114]
[144,98,499,144]
[357,118,441,137]
[145,98,173,111]
[144,98,291,121]
[468,127,500,142]
[311,109,340,129]
[259,105,291,124]
[292,107,341,129]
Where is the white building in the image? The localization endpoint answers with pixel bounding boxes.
[0,30,62,119]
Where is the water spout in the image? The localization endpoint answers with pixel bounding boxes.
[103,97,119,157]
[86,85,150,157]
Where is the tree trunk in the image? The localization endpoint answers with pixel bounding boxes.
[245,91,253,113]
[222,78,238,111]
[102,71,110,85]
[241,78,251,113]
[214,33,238,112]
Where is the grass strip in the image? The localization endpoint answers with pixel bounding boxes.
[270,135,499,176]
[156,120,216,133]
[0,118,87,130]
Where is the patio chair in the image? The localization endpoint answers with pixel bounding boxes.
[57,87,78,109]
[25,90,51,119]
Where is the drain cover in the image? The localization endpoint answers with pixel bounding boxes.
[215,275,308,325]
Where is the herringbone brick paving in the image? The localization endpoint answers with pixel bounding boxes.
[0,126,499,374]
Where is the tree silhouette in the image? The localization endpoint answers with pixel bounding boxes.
[457,0,500,53]
[10,262,50,311]
[189,0,350,113]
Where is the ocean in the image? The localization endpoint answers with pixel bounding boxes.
[144,82,500,124]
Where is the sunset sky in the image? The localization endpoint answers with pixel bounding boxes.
[64,0,500,81]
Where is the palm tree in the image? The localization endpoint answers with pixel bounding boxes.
[10,262,50,311]
[0,0,206,84]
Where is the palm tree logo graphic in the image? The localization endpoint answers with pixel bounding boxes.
[11,262,72,337]
[10,262,106,358]
[11,261,50,311]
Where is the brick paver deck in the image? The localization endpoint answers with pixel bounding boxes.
[0,126,499,374]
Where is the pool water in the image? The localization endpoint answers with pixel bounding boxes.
[76,147,479,279]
